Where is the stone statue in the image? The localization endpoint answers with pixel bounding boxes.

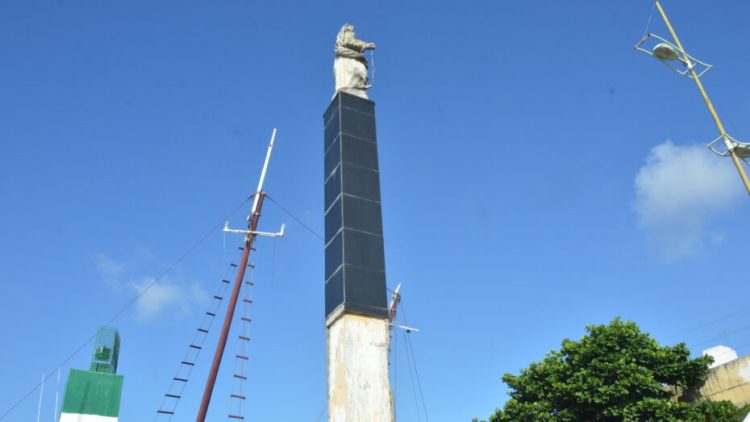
[334,24,376,99]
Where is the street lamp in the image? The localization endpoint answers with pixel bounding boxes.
[634,1,750,195]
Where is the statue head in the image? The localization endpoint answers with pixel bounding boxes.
[336,24,355,46]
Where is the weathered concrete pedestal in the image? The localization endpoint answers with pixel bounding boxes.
[324,92,393,421]
[327,314,392,421]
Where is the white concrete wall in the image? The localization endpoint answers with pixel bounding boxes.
[327,313,393,422]
[703,345,738,368]
[60,413,117,422]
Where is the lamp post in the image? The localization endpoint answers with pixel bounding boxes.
[635,0,750,195]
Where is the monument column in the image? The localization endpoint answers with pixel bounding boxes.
[324,24,393,422]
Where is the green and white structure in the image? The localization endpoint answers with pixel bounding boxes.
[60,326,123,422]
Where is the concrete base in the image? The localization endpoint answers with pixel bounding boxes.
[327,313,393,422]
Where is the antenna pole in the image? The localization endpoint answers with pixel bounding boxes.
[249,128,277,218]
[195,129,277,422]
[388,284,401,324]
[655,1,750,195]
[53,368,60,422]
[36,372,44,422]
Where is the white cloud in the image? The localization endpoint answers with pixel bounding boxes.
[96,254,123,288]
[634,140,742,260]
[96,254,206,321]
[129,277,206,321]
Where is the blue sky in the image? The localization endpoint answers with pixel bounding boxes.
[2,1,750,421]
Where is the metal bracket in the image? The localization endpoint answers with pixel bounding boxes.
[390,323,420,333]
[387,283,420,333]
[707,134,750,161]
[634,33,712,78]
[223,221,286,238]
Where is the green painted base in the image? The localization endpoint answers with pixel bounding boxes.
[61,369,123,418]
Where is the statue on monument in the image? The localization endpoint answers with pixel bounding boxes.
[334,24,376,99]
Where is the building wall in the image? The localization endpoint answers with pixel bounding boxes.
[700,354,750,406]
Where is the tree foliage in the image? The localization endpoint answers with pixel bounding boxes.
[479,319,747,422]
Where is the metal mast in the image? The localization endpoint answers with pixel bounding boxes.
[195,129,280,422]
[654,1,750,194]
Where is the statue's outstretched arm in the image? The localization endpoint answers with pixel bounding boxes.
[342,33,376,52]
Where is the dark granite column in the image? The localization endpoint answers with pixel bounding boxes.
[323,92,387,321]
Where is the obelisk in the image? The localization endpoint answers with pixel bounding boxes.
[323,24,394,421]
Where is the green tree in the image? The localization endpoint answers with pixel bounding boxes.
[479,319,747,422]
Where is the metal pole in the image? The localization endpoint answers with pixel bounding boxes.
[196,129,277,421]
[655,0,750,195]
[248,128,277,220]
[196,193,266,422]
[36,372,44,422]
[53,368,60,422]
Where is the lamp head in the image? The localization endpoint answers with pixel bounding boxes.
[653,43,679,61]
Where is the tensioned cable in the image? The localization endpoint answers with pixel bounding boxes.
[402,329,423,422]
[404,335,429,422]
[0,196,252,421]
[642,1,657,37]
[266,195,324,242]
[691,324,750,349]
[313,403,326,422]
[155,247,242,422]
[665,306,750,342]
[400,301,429,422]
